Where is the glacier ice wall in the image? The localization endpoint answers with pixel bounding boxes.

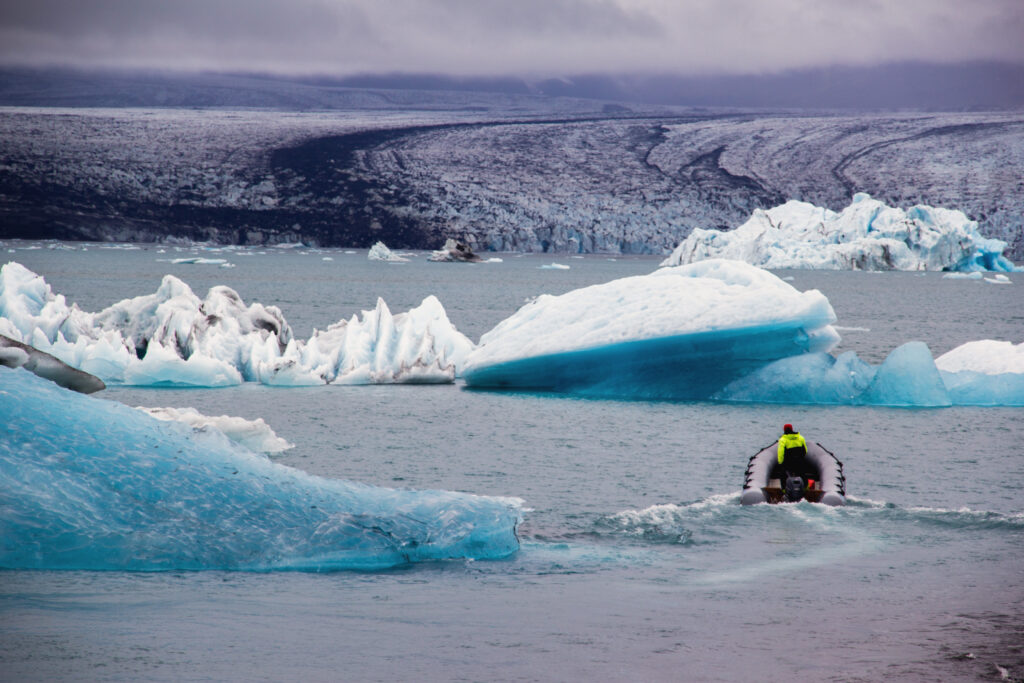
[464,259,839,399]
[0,261,473,387]
[0,367,522,571]
[661,194,1018,272]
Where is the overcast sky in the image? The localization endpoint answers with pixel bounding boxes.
[2,0,1023,77]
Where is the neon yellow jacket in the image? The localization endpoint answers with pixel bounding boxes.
[777,432,807,464]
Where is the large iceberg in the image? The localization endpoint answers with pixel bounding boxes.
[0,262,473,387]
[661,194,1017,272]
[463,260,840,399]
[0,366,522,571]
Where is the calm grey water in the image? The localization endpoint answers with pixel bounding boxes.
[2,244,1022,682]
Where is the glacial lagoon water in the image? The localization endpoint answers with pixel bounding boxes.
[2,243,1022,681]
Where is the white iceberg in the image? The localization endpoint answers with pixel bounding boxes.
[0,261,473,387]
[0,366,522,571]
[428,238,482,262]
[463,259,839,399]
[935,340,1024,406]
[367,241,409,263]
[138,406,295,454]
[661,193,1018,272]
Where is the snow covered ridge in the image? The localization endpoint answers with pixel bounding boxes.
[0,366,523,571]
[661,194,1018,272]
[0,262,474,387]
[464,260,841,399]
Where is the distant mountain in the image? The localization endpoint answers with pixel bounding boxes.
[2,62,1021,110]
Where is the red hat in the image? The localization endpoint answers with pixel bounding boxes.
[783,423,793,433]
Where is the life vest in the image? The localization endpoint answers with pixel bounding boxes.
[777,432,807,464]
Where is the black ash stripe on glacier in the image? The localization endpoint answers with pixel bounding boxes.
[1,106,1022,259]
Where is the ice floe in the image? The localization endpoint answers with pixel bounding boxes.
[0,366,522,571]
[661,194,1018,272]
[0,261,472,387]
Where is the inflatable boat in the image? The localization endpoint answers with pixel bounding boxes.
[740,440,846,506]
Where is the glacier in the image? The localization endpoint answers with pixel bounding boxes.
[660,194,1018,272]
[0,366,522,571]
[463,260,840,399]
[0,262,473,387]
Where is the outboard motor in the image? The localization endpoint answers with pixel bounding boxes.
[784,475,805,503]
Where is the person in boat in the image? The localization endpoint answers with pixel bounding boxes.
[775,423,808,487]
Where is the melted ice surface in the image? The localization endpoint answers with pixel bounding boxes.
[0,366,522,571]
[661,193,1018,272]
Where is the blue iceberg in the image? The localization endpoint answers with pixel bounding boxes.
[716,341,1024,407]
[0,367,521,571]
[464,260,839,400]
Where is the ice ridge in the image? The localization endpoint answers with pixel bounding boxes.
[0,366,522,571]
[661,193,1018,272]
[0,261,473,387]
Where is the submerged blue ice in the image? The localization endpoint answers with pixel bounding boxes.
[465,322,834,400]
[715,341,1024,407]
[0,367,521,571]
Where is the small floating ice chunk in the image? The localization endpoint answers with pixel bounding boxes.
[139,406,294,454]
[169,257,228,265]
[943,272,983,280]
[368,242,409,263]
[539,263,571,270]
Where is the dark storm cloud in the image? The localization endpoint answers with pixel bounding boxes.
[1,0,1022,75]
